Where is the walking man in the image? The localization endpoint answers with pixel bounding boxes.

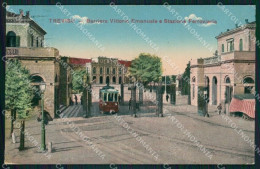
[217,103,222,115]
[129,98,132,110]
[166,94,169,102]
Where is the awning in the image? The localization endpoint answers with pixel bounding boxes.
[229,96,255,118]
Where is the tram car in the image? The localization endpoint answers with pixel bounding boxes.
[99,85,119,114]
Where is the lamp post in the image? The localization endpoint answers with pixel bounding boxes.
[39,82,46,151]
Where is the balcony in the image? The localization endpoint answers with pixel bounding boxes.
[6,47,59,57]
[220,51,255,62]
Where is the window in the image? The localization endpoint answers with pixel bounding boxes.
[222,44,224,53]
[106,68,110,74]
[31,35,34,47]
[36,37,39,47]
[119,76,122,84]
[230,41,234,51]
[119,68,122,74]
[113,68,116,74]
[108,93,113,102]
[114,93,118,102]
[243,77,254,94]
[104,93,107,101]
[239,39,243,51]
[225,77,231,83]
[113,76,116,84]
[100,76,103,84]
[6,31,19,47]
[41,40,43,47]
[100,67,103,74]
[93,67,96,74]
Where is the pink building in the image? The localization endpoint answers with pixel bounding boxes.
[190,20,255,106]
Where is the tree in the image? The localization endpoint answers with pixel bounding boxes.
[5,59,33,150]
[72,69,86,93]
[181,62,190,95]
[129,53,162,86]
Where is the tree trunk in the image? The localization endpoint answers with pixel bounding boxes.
[19,120,25,151]
[10,109,16,138]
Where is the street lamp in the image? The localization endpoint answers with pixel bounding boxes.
[39,82,46,151]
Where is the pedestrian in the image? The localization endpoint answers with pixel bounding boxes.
[74,94,78,105]
[166,94,169,102]
[129,98,132,110]
[217,103,222,115]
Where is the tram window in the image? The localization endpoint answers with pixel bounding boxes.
[108,93,113,102]
[104,93,107,101]
[114,94,118,102]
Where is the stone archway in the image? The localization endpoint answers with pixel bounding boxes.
[30,75,44,106]
[212,76,217,105]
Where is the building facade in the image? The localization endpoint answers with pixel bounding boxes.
[6,10,71,118]
[69,56,131,85]
[190,20,255,106]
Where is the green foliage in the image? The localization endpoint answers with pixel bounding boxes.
[181,62,190,95]
[5,59,33,119]
[129,53,162,85]
[162,76,172,84]
[72,69,86,93]
[171,75,176,83]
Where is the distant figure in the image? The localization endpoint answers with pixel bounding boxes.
[166,94,169,102]
[74,94,78,105]
[129,98,132,110]
[217,103,222,115]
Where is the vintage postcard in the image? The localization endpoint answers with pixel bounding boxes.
[2,3,257,166]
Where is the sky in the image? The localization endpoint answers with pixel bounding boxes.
[8,5,255,75]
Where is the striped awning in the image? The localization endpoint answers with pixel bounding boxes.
[229,97,255,118]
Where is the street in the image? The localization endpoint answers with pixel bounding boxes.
[4,86,255,164]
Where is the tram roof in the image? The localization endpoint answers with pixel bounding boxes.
[100,88,119,93]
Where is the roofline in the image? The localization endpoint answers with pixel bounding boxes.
[6,10,47,35]
[215,22,255,39]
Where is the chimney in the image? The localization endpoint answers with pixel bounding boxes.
[245,19,249,24]
[19,9,24,16]
[26,11,30,18]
